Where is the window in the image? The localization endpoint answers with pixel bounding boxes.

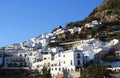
[48,62,50,67]
[55,68,57,70]
[24,54,27,57]
[27,58,29,61]
[59,62,61,66]
[37,65,39,68]
[51,54,54,60]
[85,56,87,59]
[63,61,65,64]
[19,54,22,57]
[51,64,54,66]
[63,55,65,57]
[70,60,73,65]
[55,64,57,66]
[77,53,80,58]
[58,53,61,57]
[77,60,80,65]
[33,61,35,63]
[71,68,73,71]
[52,68,53,70]
[68,69,70,72]
[44,58,46,60]
[59,68,61,71]
[29,53,32,56]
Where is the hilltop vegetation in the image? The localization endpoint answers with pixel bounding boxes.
[88,0,120,23]
[81,64,113,78]
[56,0,120,42]
[65,0,120,27]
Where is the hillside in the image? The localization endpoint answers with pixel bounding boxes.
[66,0,120,27]
[89,0,120,23]
[65,0,120,41]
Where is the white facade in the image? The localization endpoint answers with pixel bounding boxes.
[92,20,99,25]
[85,20,99,28]
[31,49,83,76]
[0,28,119,77]
[53,29,65,35]
[68,29,74,34]
[51,49,83,76]
[68,27,81,34]
[85,23,95,28]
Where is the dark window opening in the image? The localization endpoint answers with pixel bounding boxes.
[44,58,46,60]
[70,60,73,65]
[77,53,80,58]
[59,68,61,71]
[77,60,80,65]
[64,61,65,64]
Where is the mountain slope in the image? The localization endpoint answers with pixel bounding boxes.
[66,0,120,29]
[65,0,120,41]
[87,0,120,23]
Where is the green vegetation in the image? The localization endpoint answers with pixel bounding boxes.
[104,0,120,10]
[52,25,63,33]
[66,22,82,29]
[41,66,51,78]
[81,64,113,78]
[0,67,51,78]
[0,69,30,78]
[90,0,120,23]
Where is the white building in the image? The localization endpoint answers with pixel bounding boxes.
[51,49,83,76]
[53,28,65,35]
[68,27,81,34]
[0,32,119,77]
[31,48,83,76]
[85,23,95,28]
[92,20,99,25]
[0,49,29,69]
[85,20,99,28]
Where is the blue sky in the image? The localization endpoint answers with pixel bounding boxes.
[0,0,103,47]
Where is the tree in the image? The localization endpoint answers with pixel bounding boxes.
[81,64,113,78]
[66,22,75,29]
[41,66,51,78]
[79,33,87,40]
[58,25,63,29]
